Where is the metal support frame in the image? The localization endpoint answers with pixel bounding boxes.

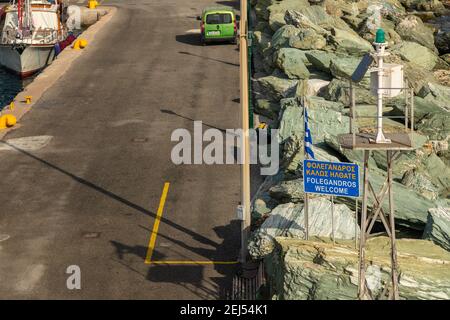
[347,80,413,150]
[344,56,415,300]
[358,150,400,300]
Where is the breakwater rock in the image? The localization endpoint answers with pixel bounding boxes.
[249,0,450,299]
[266,237,450,300]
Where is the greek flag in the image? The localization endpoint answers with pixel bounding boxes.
[304,108,315,159]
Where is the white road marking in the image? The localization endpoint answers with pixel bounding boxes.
[185,29,200,34]
[0,136,53,151]
[109,119,145,127]
[16,264,46,292]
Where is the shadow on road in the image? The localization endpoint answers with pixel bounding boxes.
[176,33,235,48]
[176,33,202,46]
[161,108,242,162]
[161,108,229,133]
[0,141,219,250]
[0,141,240,299]
[178,50,239,67]
[109,220,240,299]
[216,1,240,10]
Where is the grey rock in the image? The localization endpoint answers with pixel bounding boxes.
[289,29,327,50]
[256,75,298,101]
[277,96,350,144]
[369,168,436,230]
[435,30,450,55]
[422,153,450,198]
[265,0,312,31]
[393,41,439,71]
[271,25,301,49]
[320,78,376,105]
[401,169,440,200]
[418,82,450,111]
[284,9,329,35]
[280,133,341,175]
[307,95,344,112]
[398,0,447,13]
[395,15,437,52]
[248,198,359,258]
[328,27,374,56]
[269,178,305,203]
[254,99,281,119]
[253,30,272,55]
[358,19,402,46]
[441,53,450,65]
[251,171,285,221]
[267,237,450,300]
[305,50,334,73]
[371,147,426,180]
[329,55,367,81]
[275,48,311,79]
[305,78,331,96]
[423,207,450,251]
[417,111,450,141]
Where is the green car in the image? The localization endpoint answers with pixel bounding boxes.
[197,6,239,45]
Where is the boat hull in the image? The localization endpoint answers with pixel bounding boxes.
[0,45,55,78]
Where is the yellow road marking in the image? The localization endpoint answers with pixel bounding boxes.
[145,182,170,264]
[144,182,238,266]
[147,261,239,265]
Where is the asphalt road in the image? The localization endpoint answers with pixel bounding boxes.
[0,0,242,299]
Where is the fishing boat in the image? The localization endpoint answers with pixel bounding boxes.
[0,0,67,77]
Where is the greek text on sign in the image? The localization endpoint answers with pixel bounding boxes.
[303,160,360,197]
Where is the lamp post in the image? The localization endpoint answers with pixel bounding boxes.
[239,0,251,263]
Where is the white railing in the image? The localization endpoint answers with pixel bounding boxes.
[1,27,66,45]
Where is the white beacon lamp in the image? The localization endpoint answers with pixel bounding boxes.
[373,28,391,144]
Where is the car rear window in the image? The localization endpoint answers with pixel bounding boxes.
[206,13,232,24]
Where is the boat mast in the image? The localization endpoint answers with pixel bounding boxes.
[17,0,23,33]
[17,0,33,35]
[24,0,32,32]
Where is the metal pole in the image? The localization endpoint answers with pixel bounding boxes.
[349,81,353,133]
[387,151,399,299]
[358,150,370,299]
[355,198,358,249]
[410,88,414,147]
[374,43,390,143]
[239,0,251,263]
[303,96,309,240]
[404,80,408,130]
[305,194,309,240]
[351,81,356,147]
[331,196,335,244]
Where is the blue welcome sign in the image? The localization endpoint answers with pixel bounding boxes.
[303,160,360,197]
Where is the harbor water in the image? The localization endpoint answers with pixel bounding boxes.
[0,68,30,111]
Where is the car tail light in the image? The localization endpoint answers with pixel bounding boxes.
[234,21,237,33]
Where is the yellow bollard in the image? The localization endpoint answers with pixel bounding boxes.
[88,0,98,9]
[257,122,267,130]
[0,114,17,129]
[25,96,32,104]
[73,39,88,50]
